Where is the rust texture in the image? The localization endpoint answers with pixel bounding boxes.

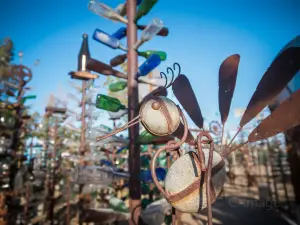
[218,54,240,125]
[248,89,300,142]
[172,74,204,129]
[150,108,214,225]
[126,0,141,224]
[240,47,300,127]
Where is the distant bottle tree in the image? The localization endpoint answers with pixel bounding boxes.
[0,37,14,81]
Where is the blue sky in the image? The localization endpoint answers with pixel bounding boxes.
[1,0,300,135]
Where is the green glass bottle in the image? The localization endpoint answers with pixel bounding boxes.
[135,0,158,22]
[141,183,150,195]
[141,155,150,168]
[116,158,126,166]
[158,157,167,167]
[109,81,127,92]
[108,196,129,213]
[141,198,151,209]
[138,51,167,61]
[96,94,126,112]
[140,145,148,153]
[99,124,113,132]
[138,130,156,144]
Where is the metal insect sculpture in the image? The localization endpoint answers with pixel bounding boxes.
[96,37,300,225]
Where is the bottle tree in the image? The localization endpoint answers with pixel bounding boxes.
[86,0,170,223]
[0,43,38,224]
[68,33,102,224]
[0,37,14,83]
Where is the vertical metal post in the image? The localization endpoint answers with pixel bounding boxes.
[78,80,87,225]
[126,0,141,224]
[278,150,291,213]
[43,113,50,217]
[80,81,86,155]
[48,118,58,225]
[24,136,34,224]
[268,149,280,205]
[66,159,71,225]
[263,149,272,200]
[7,64,26,224]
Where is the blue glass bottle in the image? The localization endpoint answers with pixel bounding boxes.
[156,167,166,181]
[93,28,119,49]
[112,27,127,40]
[100,159,113,167]
[137,54,161,77]
[139,170,153,183]
[116,146,127,154]
[139,167,166,183]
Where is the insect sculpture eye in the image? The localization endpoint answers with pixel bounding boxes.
[140,96,181,136]
[151,101,161,110]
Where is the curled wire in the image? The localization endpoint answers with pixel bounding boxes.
[160,71,168,88]
[158,62,182,92]
[165,67,174,89]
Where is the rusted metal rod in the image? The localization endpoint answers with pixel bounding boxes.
[48,119,59,225]
[78,80,87,225]
[126,0,141,224]
[23,136,34,224]
[8,65,32,224]
[66,160,71,225]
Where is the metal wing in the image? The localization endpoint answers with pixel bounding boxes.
[240,47,300,127]
[248,89,300,142]
[172,74,204,129]
[218,54,240,125]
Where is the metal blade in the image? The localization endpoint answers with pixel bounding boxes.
[218,54,240,124]
[240,47,300,127]
[248,89,300,142]
[172,75,204,128]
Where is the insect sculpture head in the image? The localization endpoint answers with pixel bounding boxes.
[96,63,182,141]
[96,38,300,225]
[139,96,181,136]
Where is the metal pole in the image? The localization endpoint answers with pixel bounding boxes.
[126,0,141,224]
[48,118,58,225]
[66,160,71,225]
[24,136,34,224]
[43,113,50,216]
[7,65,26,224]
[80,81,86,155]
[78,80,87,225]
[278,150,292,213]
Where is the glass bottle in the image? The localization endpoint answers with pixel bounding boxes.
[71,166,130,185]
[138,130,157,144]
[141,155,150,168]
[96,94,126,112]
[109,81,127,92]
[140,18,163,41]
[88,0,119,21]
[110,54,127,67]
[135,0,158,22]
[78,33,90,72]
[108,196,129,212]
[93,29,120,49]
[111,27,127,40]
[138,50,167,61]
[137,54,161,77]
